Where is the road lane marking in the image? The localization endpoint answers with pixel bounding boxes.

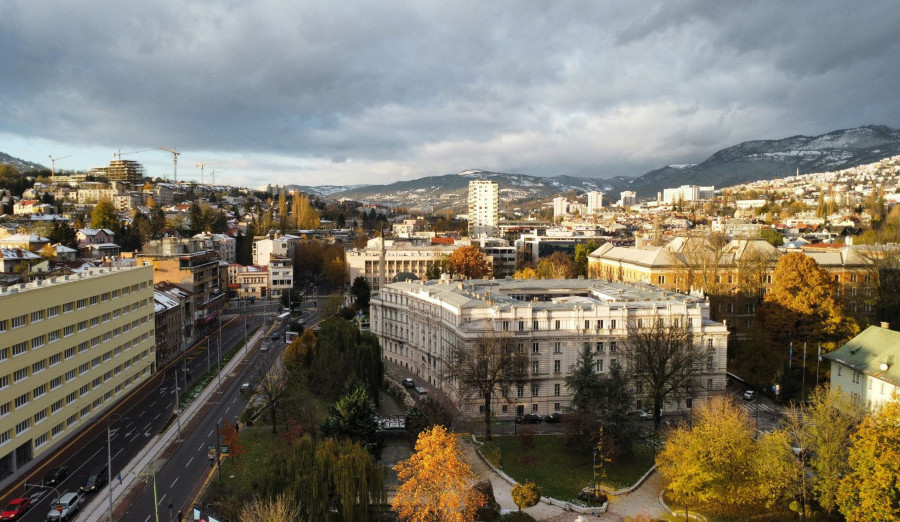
[171,477,179,488]
[186,457,194,468]
[158,493,166,505]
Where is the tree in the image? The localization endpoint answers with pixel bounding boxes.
[573,242,598,277]
[758,227,784,247]
[837,395,900,521]
[564,344,603,447]
[448,245,492,279]
[512,266,537,280]
[256,360,288,433]
[657,397,761,510]
[598,361,634,458]
[305,318,383,403]
[239,494,301,522]
[320,385,384,458]
[404,397,455,441]
[535,251,575,279]
[90,199,120,233]
[350,276,371,310]
[392,426,485,522]
[279,288,304,312]
[757,252,856,347]
[622,320,702,430]
[444,331,528,441]
[293,193,321,229]
[219,418,245,465]
[45,220,78,248]
[511,482,541,512]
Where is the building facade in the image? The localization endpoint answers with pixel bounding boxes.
[0,265,156,478]
[345,238,459,291]
[468,180,499,238]
[371,278,728,418]
[823,324,900,411]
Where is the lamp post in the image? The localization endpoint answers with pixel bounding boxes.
[173,368,182,439]
[217,313,222,391]
[106,414,129,522]
[136,468,159,522]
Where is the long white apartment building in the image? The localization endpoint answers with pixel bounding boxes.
[0,265,156,478]
[371,278,728,418]
[468,180,499,238]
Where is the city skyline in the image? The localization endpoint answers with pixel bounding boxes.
[2,2,900,188]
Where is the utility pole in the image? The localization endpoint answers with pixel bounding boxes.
[173,369,182,439]
[217,313,222,391]
[106,414,128,522]
[136,468,159,522]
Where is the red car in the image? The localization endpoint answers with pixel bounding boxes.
[0,497,30,520]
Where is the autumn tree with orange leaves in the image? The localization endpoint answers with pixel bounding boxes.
[448,245,492,279]
[392,426,485,521]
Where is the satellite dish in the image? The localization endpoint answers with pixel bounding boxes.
[880,362,890,372]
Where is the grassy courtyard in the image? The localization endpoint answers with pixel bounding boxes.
[479,433,656,503]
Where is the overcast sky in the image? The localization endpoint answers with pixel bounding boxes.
[2,1,899,188]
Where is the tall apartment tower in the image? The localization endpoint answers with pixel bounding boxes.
[586,191,604,215]
[0,265,156,476]
[467,180,499,238]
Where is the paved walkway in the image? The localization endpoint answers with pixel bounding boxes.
[462,438,667,521]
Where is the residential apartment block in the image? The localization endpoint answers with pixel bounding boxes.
[824,324,900,411]
[468,180,499,238]
[371,278,728,418]
[0,265,156,478]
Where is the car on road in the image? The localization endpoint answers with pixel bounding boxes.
[270,333,280,342]
[401,378,415,389]
[240,382,251,393]
[42,466,69,487]
[80,465,108,494]
[414,386,427,396]
[46,491,81,521]
[627,409,652,420]
[0,497,31,520]
[743,390,757,401]
[544,412,564,423]
[260,342,270,353]
[515,413,543,424]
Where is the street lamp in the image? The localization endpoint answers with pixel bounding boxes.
[136,467,159,522]
[106,414,129,522]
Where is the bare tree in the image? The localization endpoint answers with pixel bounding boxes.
[255,359,288,433]
[444,330,528,441]
[622,319,703,430]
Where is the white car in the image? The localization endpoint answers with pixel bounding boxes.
[47,492,81,521]
[743,390,757,401]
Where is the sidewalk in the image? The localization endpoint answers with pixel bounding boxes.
[463,434,667,521]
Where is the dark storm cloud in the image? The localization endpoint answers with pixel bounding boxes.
[1,0,898,185]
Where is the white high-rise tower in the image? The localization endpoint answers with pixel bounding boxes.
[468,180,499,238]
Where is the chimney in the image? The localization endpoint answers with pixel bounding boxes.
[881,321,890,330]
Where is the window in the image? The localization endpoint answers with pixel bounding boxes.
[532,321,539,330]
[31,335,45,349]
[0,403,9,417]
[707,378,713,391]
[15,420,30,435]
[657,275,665,284]
[0,376,8,389]
[501,321,509,331]
[78,321,87,332]
[50,377,62,390]
[596,320,604,329]
[12,342,27,356]
[532,404,539,413]
[65,369,76,381]
[63,325,75,337]
[90,317,99,327]
[532,343,539,354]
[13,368,28,383]
[596,342,604,353]
[531,384,540,397]
[77,298,87,309]
[32,360,45,373]
[90,295,99,305]
[48,330,60,343]
[554,402,561,411]
[596,360,604,372]
[15,393,29,408]
[0,348,7,361]
[48,306,60,317]
[554,342,562,353]
[609,341,617,354]
[0,320,6,333]
[33,384,47,399]
[517,385,524,398]
[554,384,561,396]
[554,360,561,373]
[11,315,26,328]
[610,320,617,329]
[852,371,860,384]
[64,347,76,359]
[31,310,44,323]
[518,321,525,331]
[63,302,74,313]
[555,320,561,330]
[532,361,540,374]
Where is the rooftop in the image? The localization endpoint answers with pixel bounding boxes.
[0,265,151,297]
[823,325,900,387]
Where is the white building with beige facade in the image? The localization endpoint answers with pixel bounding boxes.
[371,278,728,418]
[0,265,156,477]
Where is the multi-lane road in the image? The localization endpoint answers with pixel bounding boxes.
[0,311,266,522]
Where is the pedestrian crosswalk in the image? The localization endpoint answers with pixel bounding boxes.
[740,400,779,416]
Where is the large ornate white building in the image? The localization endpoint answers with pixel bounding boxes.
[371,278,728,418]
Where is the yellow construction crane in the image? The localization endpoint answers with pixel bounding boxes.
[209,169,229,185]
[157,146,181,182]
[195,160,227,185]
[113,148,154,160]
[48,154,71,178]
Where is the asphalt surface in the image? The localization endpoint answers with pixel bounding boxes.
[120,297,325,521]
[0,312,264,522]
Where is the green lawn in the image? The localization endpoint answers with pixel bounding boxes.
[479,434,656,503]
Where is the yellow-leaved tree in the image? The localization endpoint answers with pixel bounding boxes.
[392,426,485,521]
[837,395,900,521]
[657,397,761,512]
[448,245,492,279]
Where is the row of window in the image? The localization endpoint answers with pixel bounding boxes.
[0,366,151,449]
[0,282,150,332]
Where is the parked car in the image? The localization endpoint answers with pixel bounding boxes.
[743,390,757,401]
[42,466,69,487]
[544,412,564,423]
[627,409,652,420]
[0,497,30,520]
[515,413,543,424]
[46,491,81,521]
[401,378,415,389]
[80,465,108,494]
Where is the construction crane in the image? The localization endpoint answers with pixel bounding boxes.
[157,147,181,182]
[209,169,229,185]
[195,160,227,185]
[48,154,71,178]
[112,148,154,160]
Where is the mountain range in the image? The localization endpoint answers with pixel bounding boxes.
[4,125,900,210]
